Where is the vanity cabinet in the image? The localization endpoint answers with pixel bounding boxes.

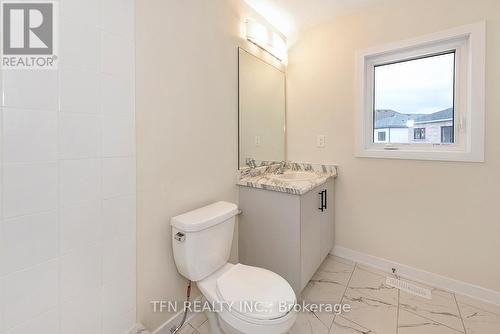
[238,178,334,295]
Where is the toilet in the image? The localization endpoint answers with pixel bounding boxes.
[171,201,297,334]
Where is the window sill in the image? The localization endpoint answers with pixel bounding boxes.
[356,148,484,162]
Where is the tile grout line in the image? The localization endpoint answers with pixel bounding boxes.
[330,262,357,331]
[56,67,62,334]
[454,293,468,334]
[334,261,389,333]
[401,307,465,333]
[396,289,400,334]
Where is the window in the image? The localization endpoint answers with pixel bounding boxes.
[441,126,454,143]
[378,131,386,142]
[356,22,486,162]
[414,128,426,140]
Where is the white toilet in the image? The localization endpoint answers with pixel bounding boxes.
[171,201,297,334]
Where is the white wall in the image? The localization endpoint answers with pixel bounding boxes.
[287,0,500,292]
[135,0,285,331]
[0,1,136,333]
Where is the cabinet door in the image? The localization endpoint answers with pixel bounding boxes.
[239,187,302,295]
[300,184,323,290]
[320,179,335,260]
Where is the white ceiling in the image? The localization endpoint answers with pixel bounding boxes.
[244,0,384,38]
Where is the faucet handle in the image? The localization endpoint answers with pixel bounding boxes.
[246,157,256,168]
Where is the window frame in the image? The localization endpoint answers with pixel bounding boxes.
[441,125,454,144]
[378,131,386,142]
[355,22,486,162]
[414,128,426,141]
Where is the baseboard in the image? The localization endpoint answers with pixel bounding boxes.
[332,245,500,306]
[152,295,203,334]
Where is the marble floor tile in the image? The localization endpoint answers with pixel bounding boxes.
[312,255,355,286]
[189,312,208,329]
[458,302,500,334]
[329,315,375,333]
[194,320,210,334]
[177,323,197,334]
[183,257,500,334]
[455,293,500,316]
[302,274,350,304]
[330,255,356,267]
[301,275,348,328]
[341,288,398,334]
[398,309,462,334]
[288,311,329,334]
[346,267,398,306]
[399,282,464,332]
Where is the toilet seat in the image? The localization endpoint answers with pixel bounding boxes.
[197,263,297,334]
[215,264,296,324]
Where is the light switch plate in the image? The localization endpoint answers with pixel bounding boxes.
[316,135,326,148]
[254,135,261,147]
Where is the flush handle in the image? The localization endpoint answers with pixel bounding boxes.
[174,232,186,242]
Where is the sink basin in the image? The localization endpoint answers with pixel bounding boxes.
[270,171,317,182]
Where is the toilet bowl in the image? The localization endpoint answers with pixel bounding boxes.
[198,263,296,334]
[171,201,297,334]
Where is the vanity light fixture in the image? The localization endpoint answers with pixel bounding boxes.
[245,19,287,62]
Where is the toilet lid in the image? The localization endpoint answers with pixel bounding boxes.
[215,264,296,321]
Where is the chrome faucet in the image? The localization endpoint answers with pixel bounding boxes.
[246,157,257,169]
[275,160,287,174]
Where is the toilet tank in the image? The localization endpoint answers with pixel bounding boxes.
[171,201,238,281]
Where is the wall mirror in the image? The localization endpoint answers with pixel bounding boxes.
[238,48,286,169]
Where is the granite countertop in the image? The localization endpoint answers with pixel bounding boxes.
[236,162,338,195]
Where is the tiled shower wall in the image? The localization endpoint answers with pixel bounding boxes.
[0,1,136,333]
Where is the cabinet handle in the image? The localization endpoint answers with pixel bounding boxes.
[318,191,324,211]
[319,190,327,212]
[324,189,327,210]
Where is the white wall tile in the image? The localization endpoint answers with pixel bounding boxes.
[2,108,58,162]
[101,74,132,116]
[101,236,135,333]
[59,20,100,71]
[102,235,135,287]
[60,159,101,206]
[60,69,100,114]
[60,244,101,302]
[0,275,5,333]
[4,310,59,334]
[60,19,101,71]
[61,294,101,334]
[60,0,101,27]
[101,0,135,38]
[0,3,136,330]
[2,71,58,110]
[59,113,102,159]
[2,261,58,330]
[2,163,58,218]
[1,212,58,276]
[60,201,102,254]
[102,307,135,334]
[102,115,135,156]
[102,196,135,240]
[102,157,135,198]
[101,33,134,78]
[102,268,135,322]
